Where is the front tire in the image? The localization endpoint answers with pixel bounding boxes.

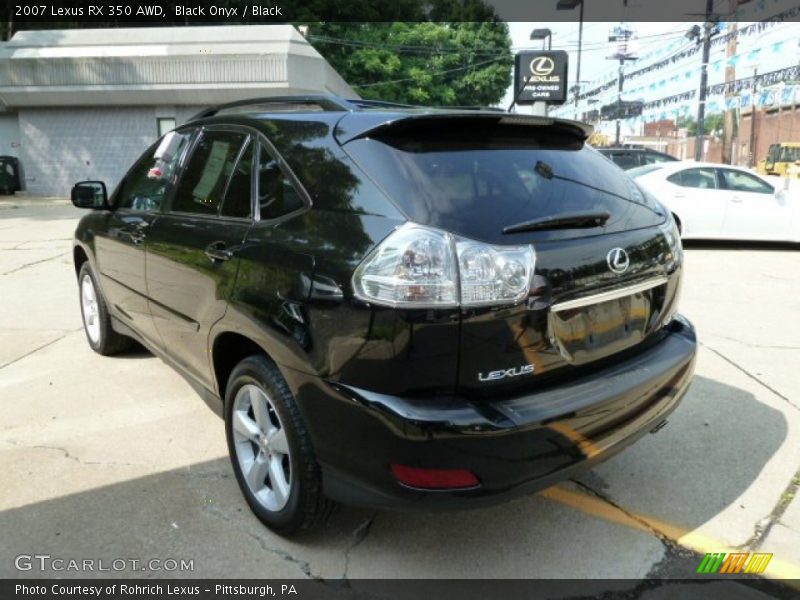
[78,262,133,355]
[224,355,333,535]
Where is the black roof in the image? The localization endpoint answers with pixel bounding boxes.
[187,94,594,143]
[189,94,509,120]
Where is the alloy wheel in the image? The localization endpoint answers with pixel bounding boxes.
[80,274,101,344]
[231,383,292,511]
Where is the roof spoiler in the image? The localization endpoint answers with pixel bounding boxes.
[335,112,593,145]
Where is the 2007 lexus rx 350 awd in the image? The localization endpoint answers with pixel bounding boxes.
[71,96,696,535]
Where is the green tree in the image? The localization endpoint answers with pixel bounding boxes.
[2,0,513,107]
[679,113,725,136]
[306,21,512,106]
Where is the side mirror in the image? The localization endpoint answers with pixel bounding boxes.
[71,181,108,209]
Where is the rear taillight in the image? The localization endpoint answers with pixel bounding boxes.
[390,464,480,490]
[353,223,535,309]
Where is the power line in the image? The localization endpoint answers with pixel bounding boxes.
[558,64,798,122]
[351,56,508,89]
[308,30,690,59]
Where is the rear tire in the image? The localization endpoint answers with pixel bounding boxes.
[224,354,334,535]
[78,262,133,355]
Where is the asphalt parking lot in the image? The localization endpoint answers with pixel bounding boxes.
[1,196,798,591]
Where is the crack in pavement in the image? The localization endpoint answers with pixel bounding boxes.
[566,481,794,598]
[737,466,800,553]
[570,480,800,600]
[0,330,77,370]
[340,512,377,582]
[702,343,800,412]
[1,238,71,250]
[5,246,70,251]
[201,504,324,580]
[32,444,141,467]
[559,576,794,600]
[713,335,800,351]
[174,469,231,481]
[1,251,70,276]
[571,480,690,556]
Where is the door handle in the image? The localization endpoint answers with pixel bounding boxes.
[204,241,234,262]
[673,192,685,198]
[730,195,743,203]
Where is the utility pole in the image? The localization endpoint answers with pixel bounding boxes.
[577,2,584,113]
[607,24,636,145]
[749,67,758,167]
[691,0,715,161]
[722,0,738,164]
[616,60,624,145]
[555,0,585,121]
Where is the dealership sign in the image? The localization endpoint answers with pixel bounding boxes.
[514,51,569,105]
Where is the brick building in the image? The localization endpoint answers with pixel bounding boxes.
[626,104,800,166]
[738,104,800,166]
[0,26,356,196]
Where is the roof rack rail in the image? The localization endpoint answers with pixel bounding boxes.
[346,98,418,110]
[188,94,509,122]
[349,98,505,113]
[189,95,356,121]
[435,105,506,112]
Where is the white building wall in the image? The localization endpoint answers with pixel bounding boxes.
[18,107,158,196]
[0,25,359,196]
[0,113,21,157]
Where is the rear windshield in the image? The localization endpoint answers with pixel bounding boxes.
[344,121,665,243]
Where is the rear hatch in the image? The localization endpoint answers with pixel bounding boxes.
[340,113,678,396]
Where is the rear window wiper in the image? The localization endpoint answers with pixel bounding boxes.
[503,210,610,234]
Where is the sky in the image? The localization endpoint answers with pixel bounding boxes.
[500,14,800,141]
[500,22,689,112]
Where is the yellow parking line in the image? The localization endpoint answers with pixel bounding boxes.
[541,484,800,583]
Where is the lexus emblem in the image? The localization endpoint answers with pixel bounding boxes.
[607,248,630,274]
[529,56,555,76]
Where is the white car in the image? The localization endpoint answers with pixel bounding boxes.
[629,161,799,242]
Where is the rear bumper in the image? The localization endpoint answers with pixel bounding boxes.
[284,315,697,510]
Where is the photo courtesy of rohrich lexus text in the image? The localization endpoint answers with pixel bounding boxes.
[1,0,799,598]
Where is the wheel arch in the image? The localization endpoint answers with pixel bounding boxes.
[211,331,274,401]
[73,244,90,278]
[671,212,682,234]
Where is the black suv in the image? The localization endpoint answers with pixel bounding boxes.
[597,146,678,170]
[71,96,696,535]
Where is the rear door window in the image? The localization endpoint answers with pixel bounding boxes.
[666,168,718,190]
[719,169,773,194]
[220,140,254,219]
[258,142,305,221]
[170,130,248,216]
